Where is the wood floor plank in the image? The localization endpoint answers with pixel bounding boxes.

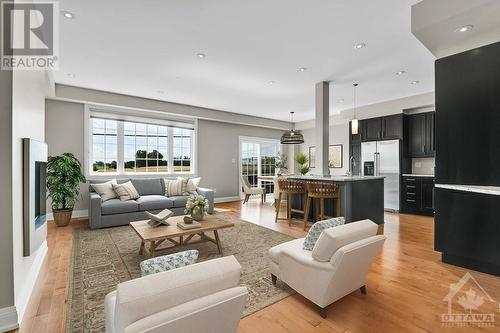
[15,199,500,333]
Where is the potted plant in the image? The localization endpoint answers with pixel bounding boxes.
[295,152,310,175]
[185,193,209,221]
[46,153,86,227]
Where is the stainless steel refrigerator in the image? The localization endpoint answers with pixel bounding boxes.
[361,140,400,211]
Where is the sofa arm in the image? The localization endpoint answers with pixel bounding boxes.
[196,187,214,214]
[89,192,102,229]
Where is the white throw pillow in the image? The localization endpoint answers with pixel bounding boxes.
[164,177,189,197]
[187,177,201,194]
[91,179,117,202]
[311,219,378,262]
[113,181,140,201]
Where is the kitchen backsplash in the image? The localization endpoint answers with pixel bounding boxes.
[412,157,435,175]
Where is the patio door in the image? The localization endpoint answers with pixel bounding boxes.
[239,137,280,197]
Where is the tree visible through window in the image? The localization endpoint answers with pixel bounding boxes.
[92,118,117,173]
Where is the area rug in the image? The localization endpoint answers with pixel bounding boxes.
[66,213,296,332]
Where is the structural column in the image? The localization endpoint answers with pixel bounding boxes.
[315,81,330,177]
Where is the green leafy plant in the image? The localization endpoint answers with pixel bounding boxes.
[275,152,288,174]
[46,153,86,210]
[295,152,310,175]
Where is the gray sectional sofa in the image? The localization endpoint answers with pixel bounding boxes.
[89,178,214,229]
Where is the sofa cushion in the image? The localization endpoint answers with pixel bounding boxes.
[187,177,201,194]
[101,199,139,215]
[164,178,189,196]
[169,195,189,208]
[131,178,163,196]
[312,219,378,262]
[269,238,305,264]
[136,195,173,211]
[303,217,345,251]
[140,250,199,276]
[91,179,118,202]
[113,181,140,201]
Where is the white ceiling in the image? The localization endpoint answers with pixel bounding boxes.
[56,0,435,122]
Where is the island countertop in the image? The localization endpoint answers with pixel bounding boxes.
[286,175,385,182]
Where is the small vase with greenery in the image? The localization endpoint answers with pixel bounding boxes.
[185,193,209,221]
[295,152,310,175]
[46,153,86,227]
[275,152,288,175]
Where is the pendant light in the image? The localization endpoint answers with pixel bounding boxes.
[351,83,359,135]
[281,112,304,144]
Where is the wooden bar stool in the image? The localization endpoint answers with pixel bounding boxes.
[275,178,307,226]
[304,182,341,231]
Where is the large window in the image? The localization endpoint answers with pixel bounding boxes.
[87,109,195,176]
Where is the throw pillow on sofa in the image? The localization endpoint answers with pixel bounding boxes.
[164,177,189,196]
[91,179,118,202]
[302,217,345,251]
[187,177,201,194]
[113,181,140,201]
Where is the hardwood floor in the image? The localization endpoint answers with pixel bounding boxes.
[16,198,500,332]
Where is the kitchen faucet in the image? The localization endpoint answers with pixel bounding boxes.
[347,156,357,176]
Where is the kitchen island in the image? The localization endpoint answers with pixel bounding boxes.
[287,175,385,224]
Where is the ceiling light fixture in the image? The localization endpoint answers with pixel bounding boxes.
[197,53,206,58]
[66,73,75,78]
[354,43,366,49]
[455,25,474,33]
[156,90,164,94]
[396,70,406,76]
[298,67,307,72]
[269,81,276,85]
[61,11,75,19]
[281,112,304,144]
[351,83,359,135]
[411,80,420,85]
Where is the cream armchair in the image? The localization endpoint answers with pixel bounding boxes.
[269,220,385,318]
[105,256,248,333]
[240,175,265,204]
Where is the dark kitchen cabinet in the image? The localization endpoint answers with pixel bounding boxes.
[363,118,383,141]
[401,176,434,216]
[361,114,403,142]
[382,114,403,140]
[406,112,435,157]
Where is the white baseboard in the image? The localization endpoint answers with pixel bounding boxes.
[214,196,241,203]
[46,209,88,221]
[0,306,19,332]
[15,240,48,324]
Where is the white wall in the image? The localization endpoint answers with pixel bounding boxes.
[11,70,50,323]
[299,123,350,175]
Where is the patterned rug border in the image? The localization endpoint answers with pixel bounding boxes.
[65,213,297,332]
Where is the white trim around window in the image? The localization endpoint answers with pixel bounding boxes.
[84,104,198,179]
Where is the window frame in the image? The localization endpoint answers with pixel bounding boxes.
[84,105,197,179]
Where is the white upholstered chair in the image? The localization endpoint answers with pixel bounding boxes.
[268,220,385,318]
[105,256,248,333]
[240,175,265,204]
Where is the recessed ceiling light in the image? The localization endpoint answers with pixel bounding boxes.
[455,25,474,33]
[197,53,206,58]
[396,70,406,76]
[411,80,420,85]
[298,67,307,72]
[354,43,366,49]
[66,73,75,78]
[61,11,75,19]
[269,81,276,85]
[156,90,164,94]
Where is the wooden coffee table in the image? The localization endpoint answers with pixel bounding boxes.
[130,214,234,258]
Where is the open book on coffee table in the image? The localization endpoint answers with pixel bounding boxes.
[146,209,174,227]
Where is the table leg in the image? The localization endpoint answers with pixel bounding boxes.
[139,240,145,255]
[149,241,156,258]
[214,230,223,255]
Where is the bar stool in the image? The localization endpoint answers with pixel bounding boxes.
[275,178,307,226]
[304,182,341,231]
